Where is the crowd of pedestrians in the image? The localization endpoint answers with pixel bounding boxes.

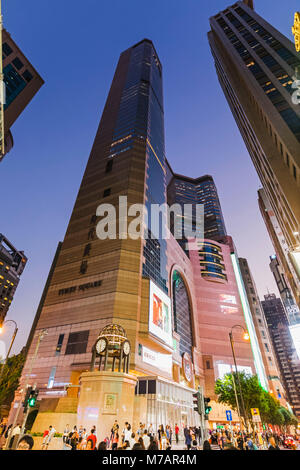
[1,416,299,451]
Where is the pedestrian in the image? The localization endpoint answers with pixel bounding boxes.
[268,437,280,450]
[16,435,34,451]
[112,432,119,450]
[175,423,179,444]
[203,440,211,451]
[143,429,150,450]
[191,439,198,450]
[63,424,70,443]
[41,425,56,450]
[87,428,97,450]
[9,423,21,450]
[185,429,192,450]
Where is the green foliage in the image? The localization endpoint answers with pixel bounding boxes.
[0,351,26,407]
[215,372,299,430]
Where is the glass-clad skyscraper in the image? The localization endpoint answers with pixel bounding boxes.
[208,1,300,308]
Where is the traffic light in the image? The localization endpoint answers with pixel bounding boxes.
[192,389,202,415]
[28,388,39,408]
[22,386,33,413]
[204,397,212,420]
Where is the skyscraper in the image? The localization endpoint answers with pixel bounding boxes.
[10,39,261,434]
[208,1,300,307]
[0,234,27,325]
[167,167,227,246]
[1,28,44,160]
[239,258,286,402]
[261,293,300,418]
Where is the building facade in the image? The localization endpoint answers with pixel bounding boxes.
[1,28,44,160]
[12,39,267,435]
[239,258,286,403]
[0,234,27,326]
[208,1,300,309]
[261,294,300,418]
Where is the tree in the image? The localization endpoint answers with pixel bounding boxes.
[214,372,297,431]
[0,350,25,413]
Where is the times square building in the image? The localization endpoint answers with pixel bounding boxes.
[9,39,269,435]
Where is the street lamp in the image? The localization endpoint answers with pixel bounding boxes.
[229,324,250,432]
[0,319,18,386]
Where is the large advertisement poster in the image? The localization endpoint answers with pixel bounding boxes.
[149,280,173,347]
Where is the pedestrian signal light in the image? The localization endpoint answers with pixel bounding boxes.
[204,397,212,420]
[192,388,202,415]
[28,388,39,408]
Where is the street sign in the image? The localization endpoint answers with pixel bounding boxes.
[226,410,232,422]
[251,408,261,423]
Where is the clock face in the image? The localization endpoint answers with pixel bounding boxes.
[96,338,106,354]
[123,341,130,356]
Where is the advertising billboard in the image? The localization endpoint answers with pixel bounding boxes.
[142,346,173,374]
[149,280,173,347]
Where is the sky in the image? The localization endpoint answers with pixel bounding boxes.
[0,0,299,355]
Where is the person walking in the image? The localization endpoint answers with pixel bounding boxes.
[143,429,150,450]
[175,423,179,445]
[87,428,97,450]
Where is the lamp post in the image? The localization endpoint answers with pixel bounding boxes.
[229,325,250,432]
[0,319,18,386]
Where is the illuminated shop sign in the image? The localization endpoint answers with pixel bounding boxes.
[149,280,173,347]
[142,345,172,374]
[292,12,300,52]
[230,253,268,391]
[289,324,300,360]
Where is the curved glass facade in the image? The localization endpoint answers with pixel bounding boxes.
[199,242,227,282]
[172,271,193,357]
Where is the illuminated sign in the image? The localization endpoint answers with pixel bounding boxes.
[182,352,193,383]
[292,12,300,52]
[142,345,172,374]
[231,253,268,390]
[149,280,172,347]
[221,305,238,315]
[220,294,237,304]
[289,324,300,360]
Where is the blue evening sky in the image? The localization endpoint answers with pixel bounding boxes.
[1,0,299,353]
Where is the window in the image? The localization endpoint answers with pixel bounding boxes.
[206,360,211,369]
[22,69,33,83]
[103,188,111,198]
[65,330,89,355]
[105,160,113,173]
[47,367,56,389]
[79,260,88,274]
[12,57,24,70]
[3,43,13,57]
[83,244,91,257]
[265,343,269,352]
[55,334,64,356]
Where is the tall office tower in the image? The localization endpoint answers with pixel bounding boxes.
[269,255,300,325]
[167,166,227,246]
[262,294,300,418]
[208,2,300,305]
[1,28,44,160]
[258,188,300,309]
[239,258,286,402]
[11,40,260,434]
[0,234,27,325]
